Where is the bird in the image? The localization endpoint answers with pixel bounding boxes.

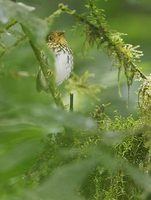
[36,31,73,92]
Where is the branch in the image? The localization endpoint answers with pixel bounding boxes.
[58,3,147,85]
[0,19,17,34]
[0,35,27,58]
[0,17,64,108]
[21,24,64,108]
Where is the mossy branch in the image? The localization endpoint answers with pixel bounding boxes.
[58,2,147,88]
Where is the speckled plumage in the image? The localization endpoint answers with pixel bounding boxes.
[36,32,73,92]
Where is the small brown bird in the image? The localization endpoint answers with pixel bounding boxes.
[36,31,73,92]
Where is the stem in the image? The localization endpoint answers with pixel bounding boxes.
[30,41,64,108]
[70,93,74,111]
[0,19,17,34]
[132,63,147,80]
[0,35,27,58]
[20,24,64,108]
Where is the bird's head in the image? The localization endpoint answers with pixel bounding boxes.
[47,31,68,46]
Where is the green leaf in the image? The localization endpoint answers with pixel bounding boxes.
[0,104,97,132]
[27,159,96,200]
[0,0,48,41]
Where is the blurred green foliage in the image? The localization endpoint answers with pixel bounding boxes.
[0,0,151,200]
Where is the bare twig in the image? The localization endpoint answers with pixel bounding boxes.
[70,93,74,112]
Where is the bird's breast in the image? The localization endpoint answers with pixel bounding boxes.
[53,46,73,85]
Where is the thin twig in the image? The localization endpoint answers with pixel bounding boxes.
[70,93,74,111]
[0,19,17,34]
[0,35,27,58]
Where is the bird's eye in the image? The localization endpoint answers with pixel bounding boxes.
[46,34,52,41]
[59,31,65,36]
